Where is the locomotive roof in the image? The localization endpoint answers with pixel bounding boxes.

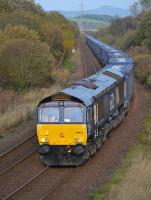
[103,64,134,75]
[61,72,123,106]
[39,71,124,107]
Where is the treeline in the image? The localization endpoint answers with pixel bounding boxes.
[0,0,79,90]
[94,0,151,87]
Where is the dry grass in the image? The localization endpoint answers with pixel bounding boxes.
[89,109,151,200]
[51,68,70,86]
[0,89,21,113]
[108,153,151,200]
[0,84,61,136]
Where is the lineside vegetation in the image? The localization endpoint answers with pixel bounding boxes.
[89,0,151,199]
[0,0,79,90]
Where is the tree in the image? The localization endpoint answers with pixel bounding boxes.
[135,11,151,49]
[49,27,65,64]
[130,2,141,16]
[0,0,44,15]
[0,39,54,90]
[140,0,151,11]
[0,25,39,44]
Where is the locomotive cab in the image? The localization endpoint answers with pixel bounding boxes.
[37,93,88,166]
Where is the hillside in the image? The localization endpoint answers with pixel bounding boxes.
[60,5,130,18]
[70,14,113,32]
[71,17,110,32]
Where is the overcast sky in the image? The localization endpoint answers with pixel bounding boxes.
[35,0,135,11]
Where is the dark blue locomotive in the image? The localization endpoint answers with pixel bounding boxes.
[37,36,134,166]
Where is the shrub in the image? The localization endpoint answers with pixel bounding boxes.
[134,54,151,83]
[135,11,151,49]
[0,39,54,90]
[146,75,151,88]
[115,30,136,50]
[0,10,75,64]
[0,0,44,15]
[99,34,115,45]
[0,24,39,45]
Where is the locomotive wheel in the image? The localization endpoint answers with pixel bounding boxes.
[96,137,102,150]
[89,143,97,157]
[107,131,112,139]
[85,149,90,160]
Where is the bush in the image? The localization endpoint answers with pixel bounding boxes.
[108,17,138,37]
[49,26,65,62]
[134,54,151,83]
[146,75,151,88]
[135,11,151,49]
[115,30,136,50]
[0,10,75,64]
[0,0,44,15]
[0,24,39,45]
[0,39,54,90]
[99,34,115,45]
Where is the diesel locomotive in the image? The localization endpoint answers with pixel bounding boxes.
[37,36,134,166]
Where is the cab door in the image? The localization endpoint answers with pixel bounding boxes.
[87,104,98,136]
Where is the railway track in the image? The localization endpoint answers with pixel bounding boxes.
[0,134,37,174]
[2,168,74,200]
[80,39,101,77]
[0,39,101,200]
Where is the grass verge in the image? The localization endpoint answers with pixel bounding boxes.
[89,108,151,200]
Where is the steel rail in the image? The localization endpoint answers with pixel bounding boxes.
[0,134,36,158]
[2,167,48,200]
[0,149,37,176]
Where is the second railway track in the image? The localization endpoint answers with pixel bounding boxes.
[2,167,74,200]
[0,134,37,174]
[80,39,101,77]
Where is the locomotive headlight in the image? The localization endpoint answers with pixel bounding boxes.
[75,138,82,144]
[41,138,49,143]
[42,138,46,142]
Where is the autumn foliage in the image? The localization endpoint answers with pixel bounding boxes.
[0,0,79,90]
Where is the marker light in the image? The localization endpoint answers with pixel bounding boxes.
[75,138,82,144]
[42,138,45,142]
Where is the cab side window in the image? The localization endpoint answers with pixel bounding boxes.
[110,93,115,111]
[115,87,120,105]
[87,107,93,123]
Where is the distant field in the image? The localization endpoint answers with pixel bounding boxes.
[70,16,110,32]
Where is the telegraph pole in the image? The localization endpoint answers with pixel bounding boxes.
[80,1,84,32]
[81,1,84,16]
